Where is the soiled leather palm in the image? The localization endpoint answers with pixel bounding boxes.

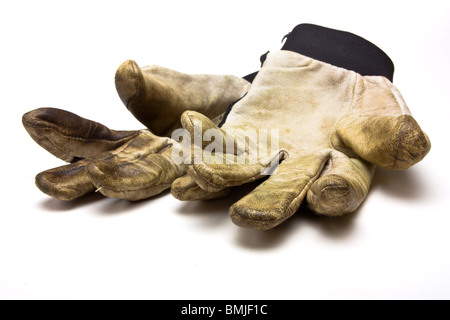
[23,61,250,201]
[173,50,431,230]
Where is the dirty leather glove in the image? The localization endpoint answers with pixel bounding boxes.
[24,23,315,202]
[22,23,320,202]
[171,23,400,201]
[172,27,431,230]
[23,62,250,201]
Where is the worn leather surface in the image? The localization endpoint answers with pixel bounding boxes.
[23,108,177,201]
[172,50,431,230]
[23,61,250,201]
[115,60,250,136]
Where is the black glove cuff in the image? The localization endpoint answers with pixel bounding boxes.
[281,23,394,81]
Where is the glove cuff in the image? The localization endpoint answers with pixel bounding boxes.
[281,23,394,81]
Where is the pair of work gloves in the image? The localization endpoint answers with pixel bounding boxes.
[23,24,430,230]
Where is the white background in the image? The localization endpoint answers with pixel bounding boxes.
[1,0,449,300]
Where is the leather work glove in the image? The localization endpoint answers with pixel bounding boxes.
[22,23,317,202]
[23,62,250,201]
[172,25,431,230]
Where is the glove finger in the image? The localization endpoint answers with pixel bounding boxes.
[87,132,182,201]
[185,148,284,193]
[306,151,375,216]
[180,110,281,192]
[336,114,430,170]
[115,61,250,136]
[180,111,241,152]
[22,108,139,162]
[230,151,331,230]
[336,78,430,170]
[171,175,231,201]
[35,160,95,201]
